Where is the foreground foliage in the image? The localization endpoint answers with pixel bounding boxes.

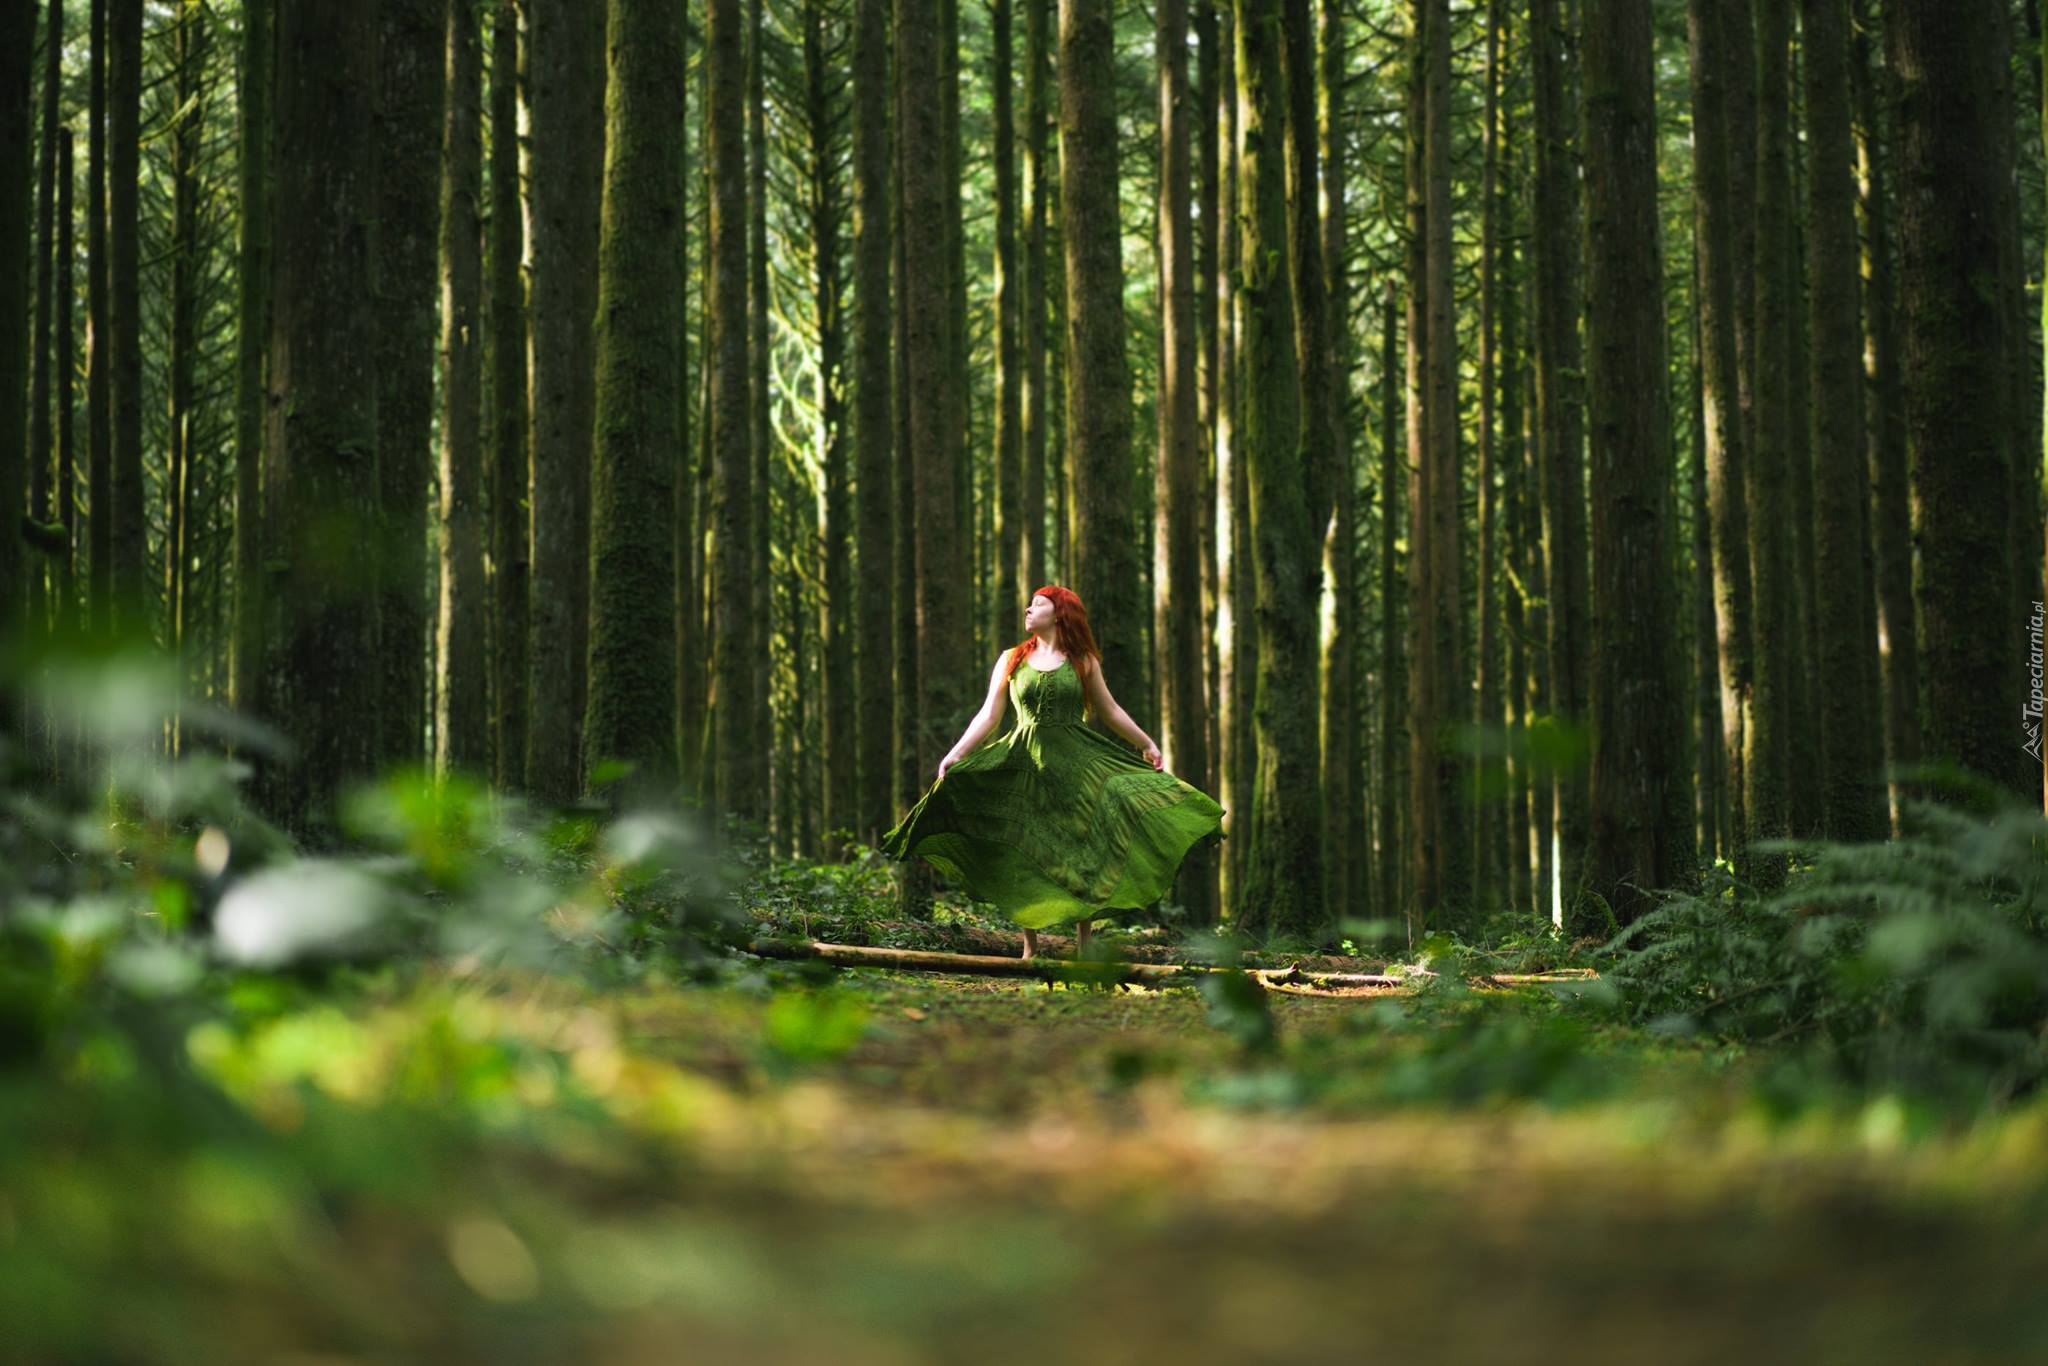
[3,653,2047,1361]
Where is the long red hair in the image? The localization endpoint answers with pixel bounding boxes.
[1005,585,1101,712]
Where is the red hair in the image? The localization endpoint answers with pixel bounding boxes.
[1005,585,1102,713]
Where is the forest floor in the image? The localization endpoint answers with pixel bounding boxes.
[14,928,2048,1365]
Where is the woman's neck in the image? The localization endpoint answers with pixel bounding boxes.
[1030,629,1061,654]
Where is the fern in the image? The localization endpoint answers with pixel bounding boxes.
[1578,789,2048,1114]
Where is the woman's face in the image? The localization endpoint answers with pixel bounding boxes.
[1025,594,1054,633]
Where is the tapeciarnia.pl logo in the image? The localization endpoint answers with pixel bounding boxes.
[2026,600,2044,762]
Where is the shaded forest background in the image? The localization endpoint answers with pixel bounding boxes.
[6,0,2047,945]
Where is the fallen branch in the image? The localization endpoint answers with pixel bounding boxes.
[744,939,1597,996]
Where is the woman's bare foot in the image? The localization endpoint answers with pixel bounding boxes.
[1021,928,1039,960]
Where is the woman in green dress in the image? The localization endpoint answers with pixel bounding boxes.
[880,585,1226,960]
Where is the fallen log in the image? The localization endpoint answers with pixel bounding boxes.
[744,938,1596,995]
[773,920,1380,971]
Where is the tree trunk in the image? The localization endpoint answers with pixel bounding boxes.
[270,0,384,836]
[1318,0,1355,927]
[1060,0,1140,703]
[437,0,488,775]
[853,0,894,843]
[1376,284,1406,926]
[1403,0,1429,935]
[1475,0,1505,915]
[108,0,144,636]
[1284,0,1333,570]
[1234,0,1323,940]
[232,0,271,723]
[941,0,973,693]
[673,28,697,806]
[1685,0,1757,880]
[748,0,774,846]
[1746,0,1793,888]
[1198,0,1223,865]
[377,0,447,767]
[1409,0,1466,931]
[86,0,110,639]
[26,0,62,629]
[897,0,967,910]
[1159,0,1217,926]
[1217,5,1251,912]
[488,0,529,791]
[1991,2,2038,809]
[994,0,1022,662]
[525,0,606,804]
[1851,0,1914,829]
[1581,0,1694,923]
[1888,0,2024,801]
[806,0,854,855]
[1503,192,1533,914]
[1020,0,1050,595]
[0,1,29,624]
[55,128,76,639]
[1531,0,1588,926]
[710,0,755,824]
[166,0,207,747]
[1689,294,1725,863]
[584,0,685,796]
[1803,0,1885,840]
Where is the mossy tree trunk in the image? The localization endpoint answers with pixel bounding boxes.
[525,0,606,804]
[1283,0,1332,914]
[376,0,448,767]
[1851,0,1915,829]
[895,0,967,913]
[1889,0,2026,801]
[269,0,384,837]
[853,0,894,844]
[437,0,489,775]
[710,0,756,825]
[108,0,144,636]
[584,0,685,797]
[1580,0,1694,923]
[1217,4,1252,913]
[804,0,854,855]
[1474,0,1505,915]
[1235,0,1323,941]
[1020,0,1050,596]
[1687,303,1725,864]
[86,0,110,638]
[1684,0,1757,879]
[26,0,61,631]
[0,1,29,626]
[488,0,529,791]
[1059,0,1141,709]
[1407,0,1465,932]
[1803,0,1886,840]
[1197,0,1225,881]
[1530,0,1588,928]
[1318,0,1356,929]
[231,0,271,723]
[1746,0,1793,889]
[1159,0,1217,927]
[165,0,207,743]
[1376,284,1406,925]
[748,0,774,843]
[55,128,76,639]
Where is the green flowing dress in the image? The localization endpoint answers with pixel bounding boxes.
[879,656,1226,929]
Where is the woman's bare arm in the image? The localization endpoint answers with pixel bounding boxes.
[1078,657,1161,764]
[940,654,1013,776]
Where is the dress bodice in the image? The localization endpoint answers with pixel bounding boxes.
[1011,658,1087,727]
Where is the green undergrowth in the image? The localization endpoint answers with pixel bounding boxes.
[6,648,2048,1361]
